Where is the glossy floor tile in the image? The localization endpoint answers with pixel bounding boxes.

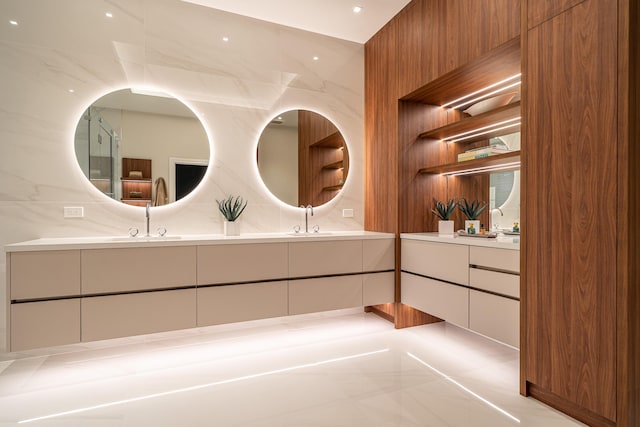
[0,309,584,426]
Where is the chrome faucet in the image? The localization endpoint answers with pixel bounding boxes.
[300,204,313,233]
[145,203,151,237]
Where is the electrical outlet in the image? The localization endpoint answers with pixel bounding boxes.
[342,209,354,218]
[63,206,84,218]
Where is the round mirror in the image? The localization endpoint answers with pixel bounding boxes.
[74,88,210,207]
[257,110,349,207]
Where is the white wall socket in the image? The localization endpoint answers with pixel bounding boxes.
[63,206,84,218]
[342,209,354,218]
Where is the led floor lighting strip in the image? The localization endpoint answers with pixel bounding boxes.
[406,352,521,423]
[19,349,389,424]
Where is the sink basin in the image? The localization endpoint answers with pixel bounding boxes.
[110,235,183,242]
[287,232,333,237]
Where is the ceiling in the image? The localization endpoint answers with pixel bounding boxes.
[180,0,411,44]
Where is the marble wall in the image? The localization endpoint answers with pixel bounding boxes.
[0,0,365,350]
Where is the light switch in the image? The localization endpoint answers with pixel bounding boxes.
[342,209,354,218]
[63,207,84,218]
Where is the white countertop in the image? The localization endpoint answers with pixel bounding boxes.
[401,232,520,250]
[5,231,395,252]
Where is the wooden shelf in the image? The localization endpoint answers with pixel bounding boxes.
[419,150,520,175]
[120,178,152,182]
[419,101,521,142]
[322,160,344,170]
[323,184,343,191]
[311,132,344,148]
[401,37,521,105]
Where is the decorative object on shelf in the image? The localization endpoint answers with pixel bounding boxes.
[431,198,456,236]
[217,195,247,236]
[128,170,143,179]
[462,92,518,116]
[457,230,497,238]
[458,198,487,235]
[512,221,520,233]
[457,144,510,162]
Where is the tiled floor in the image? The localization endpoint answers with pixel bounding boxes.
[0,309,584,426]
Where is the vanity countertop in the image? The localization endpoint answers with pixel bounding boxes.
[5,231,395,252]
[401,232,520,250]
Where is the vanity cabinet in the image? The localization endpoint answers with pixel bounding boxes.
[10,250,81,300]
[288,240,362,277]
[289,275,363,315]
[401,234,519,347]
[11,300,81,350]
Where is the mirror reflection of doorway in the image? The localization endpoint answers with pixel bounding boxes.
[169,158,208,202]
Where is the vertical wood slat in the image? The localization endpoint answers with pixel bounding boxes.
[524,0,617,422]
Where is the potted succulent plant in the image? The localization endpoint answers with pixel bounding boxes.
[431,198,456,236]
[458,198,487,235]
[217,195,247,236]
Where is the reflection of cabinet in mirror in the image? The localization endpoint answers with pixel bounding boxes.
[298,110,349,206]
[121,158,152,207]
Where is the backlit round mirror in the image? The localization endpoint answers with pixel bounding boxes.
[74,88,210,207]
[257,110,349,207]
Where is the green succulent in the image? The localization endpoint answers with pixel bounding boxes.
[457,198,487,220]
[430,198,456,220]
[216,195,247,222]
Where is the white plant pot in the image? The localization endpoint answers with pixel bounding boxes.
[438,220,454,237]
[224,220,240,236]
[464,220,481,235]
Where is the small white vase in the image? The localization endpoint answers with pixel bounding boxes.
[438,220,454,237]
[464,220,481,234]
[224,220,240,236]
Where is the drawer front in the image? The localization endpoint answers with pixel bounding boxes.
[197,243,288,285]
[469,246,519,273]
[363,272,395,306]
[10,251,81,300]
[82,247,196,294]
[401,240,468,285]
[289,240,362,277]
[11,299,80,351]
[469,290,519,348]
[289,275,363,315]
[81,289,196,342]
[469,268,520,298]
[400,272,469,328]
[197,281,288,326]
[363,239,395,271]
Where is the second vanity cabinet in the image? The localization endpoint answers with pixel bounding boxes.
[6,234,395,351]
[401,234,520,348]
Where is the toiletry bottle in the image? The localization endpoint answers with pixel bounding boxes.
[480,224,486,235]
[468,223,475,234]
[513,221,519,233]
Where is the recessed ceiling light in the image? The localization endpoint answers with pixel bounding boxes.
[277,116,283,120]
[353,6,362,13]
[105,12,113,18]
[9,20,18,26]
[222,36,229,42]
[313,56,319,61]
[68,89,75,93]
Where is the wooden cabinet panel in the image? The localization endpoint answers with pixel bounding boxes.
[469,268,519,299]
[401,272,469,328]
[81,289,196,342]
[10,251,80,300]
[197,243,288,285]
[469,246,519,273]
[363,272,395,306]
[11,300,80,351]
[362,239,395,271]
[401,239,468,285]
[288,240,362,277]
[82,247,196,294]
[469,290,519,348]
[289,276,362,315]
[527,0,584,30]
[524,0,617,422]
[197,282,288,327]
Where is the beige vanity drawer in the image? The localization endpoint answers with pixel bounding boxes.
[82,247,196,294]
[11,299,80,351]
[469,290,519,348]
[288,240,362,277]
[363,272,395,306]
[197,281,288,326]
[81,289,196,342]
[469,267,519,299]
[10,251,81,300]
[197,243,288,285]
[401,272,468,328]
[469,246,519,273]
[401,240,468,285]
[363,239,395,271]
[289,275,362,315]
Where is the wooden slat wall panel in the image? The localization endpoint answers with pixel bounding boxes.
[524,0,617,423]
